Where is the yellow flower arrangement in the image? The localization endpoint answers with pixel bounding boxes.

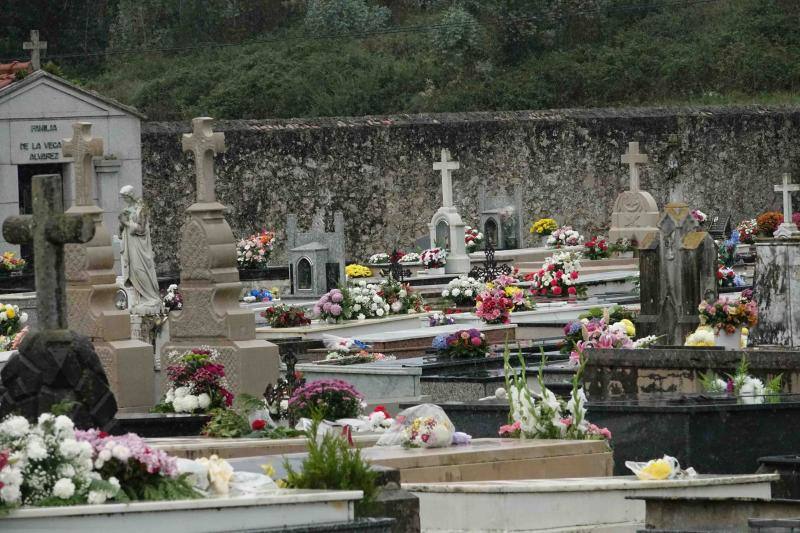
[530,218,558,235]
[684,325,715,347]
[345,264,373,278]
[618,318,635,337]
[640,459,673,480]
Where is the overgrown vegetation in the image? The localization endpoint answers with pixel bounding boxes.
[2,0,800,120]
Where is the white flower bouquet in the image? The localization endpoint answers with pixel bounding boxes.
[546,226,584,248]
[421,247,447,269]
[367,253,390,265]
[399,252,421,264]
[441,276,484,306]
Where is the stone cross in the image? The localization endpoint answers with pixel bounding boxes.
[621,142,648,192]
[3,174,95,330]
[433,149,460,208]
[182,117,225,204]
[63,122,104,207]
[23,30,47,71]
[773,173,800,238]
[775,173,799,225]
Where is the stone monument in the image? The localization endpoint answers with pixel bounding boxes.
[23,29,47,71]
[753,174,800,347]
[0,173,117,429]
[286,210,345,297]
[609,142,660,243]
[478,183,524,250]
[428,149,470,274]
[118,185,162,314]
[62,122,155,410]
[161,117,279,396]
[637,202,718,345]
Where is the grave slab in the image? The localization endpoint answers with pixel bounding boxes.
[147,434,382,459]
[295,361,422,401]
[406,474,775,532]
[0,490,367,533]
[257,438,612,484]
[255,312,433,341]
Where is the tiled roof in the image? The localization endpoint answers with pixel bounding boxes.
[0,61,31,89]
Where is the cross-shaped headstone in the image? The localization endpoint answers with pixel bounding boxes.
[621,141,648,192]
[23,30,47,71]
[3,174,95,330]
[182,117,225,204]
[63,122,104,208]
[433,148,460,208]
[775,173,800,226]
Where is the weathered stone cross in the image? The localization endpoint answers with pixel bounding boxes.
[621,141,648,192]
[23,30,47,71]
[433,148,460,208]
[3,175,95,329]
[775,173,799,223]
[182,117,226,204]
[63,122,104,209]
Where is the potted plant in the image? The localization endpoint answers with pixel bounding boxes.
[237,230,276,280]
[698,295,758,350]
[529,218,558,247]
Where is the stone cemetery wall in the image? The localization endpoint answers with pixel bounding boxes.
[141,106,800,274]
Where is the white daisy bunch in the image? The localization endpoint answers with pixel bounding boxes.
[367,253,390,265]
[0,413,119,508]
[546,226,584,248]
[164,386,212,413]
[441,276,485,306]
[348,280,390,319]
[399,252,421,264]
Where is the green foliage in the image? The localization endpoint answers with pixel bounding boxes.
[203,394,265,438]
[283,417,377,511]
[5,0,800,118]
[135,474,201,502]
[578,305,636,322]
[432,6,482,59]
[304,0,391,35]
[47,399,78,417]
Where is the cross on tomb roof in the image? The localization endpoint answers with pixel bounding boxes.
[2,175,95,330]
[182,117,225,204]
[62,122,104,209]
[433,148,459,208]
[621,141,648,192]
[23,30,47,71]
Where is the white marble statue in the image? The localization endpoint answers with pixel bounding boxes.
[118,185,162,314]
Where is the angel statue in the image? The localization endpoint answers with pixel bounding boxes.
[118,185,162,314]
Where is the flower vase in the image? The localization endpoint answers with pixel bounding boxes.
[541,235,550,247]
[715,328,743,350]
[425,267,446,275]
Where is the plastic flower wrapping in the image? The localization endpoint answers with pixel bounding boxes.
[441,276,485,306]
[0,252,26,272]
[243,288,274,304]
[717,266,746,288]
[420,247,447,268]
[236,230,275,270]
[345,264,373,278]
[529,218,558,236]
[690,209,707,223]
[526,250,584,298]
[367,253,390,265]
[546,226,584,248]
[464,226,484,253]
[428,311,456,327]
[376,404,468,449]
[625,455,696,481]
[324,349,396,365]
[158,347,233,414]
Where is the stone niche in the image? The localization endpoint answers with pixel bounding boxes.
[478,183,524,250]
[286,211,345,297]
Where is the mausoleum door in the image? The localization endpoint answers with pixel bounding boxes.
[17,163,64,265]
[484,218,498,247]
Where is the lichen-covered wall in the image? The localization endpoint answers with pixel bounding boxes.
[141,106,800,275]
